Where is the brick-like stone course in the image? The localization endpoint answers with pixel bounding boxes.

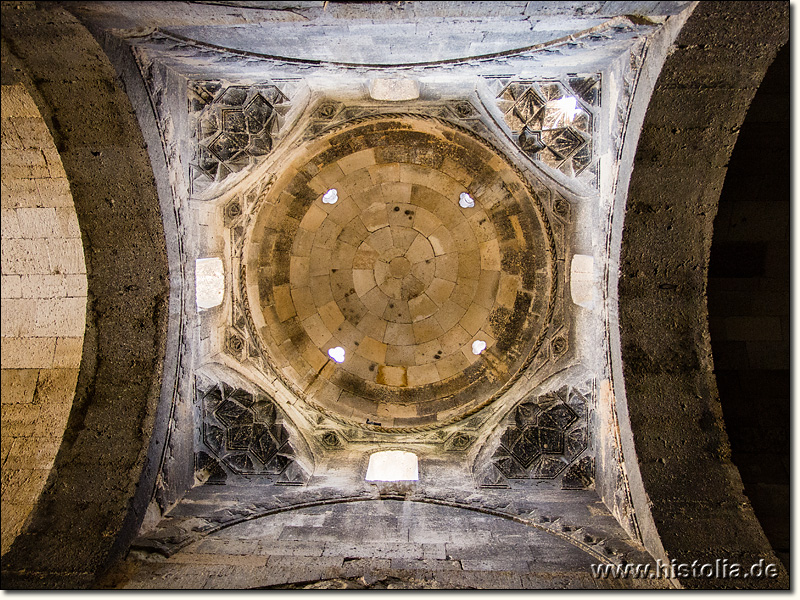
[1,83,87,556]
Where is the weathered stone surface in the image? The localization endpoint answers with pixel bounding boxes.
[0,3,169,588]
[0,0,788,592]
[616,0,788,590]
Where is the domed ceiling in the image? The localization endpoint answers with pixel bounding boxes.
[246,117,555,429]
[80,2,700,535]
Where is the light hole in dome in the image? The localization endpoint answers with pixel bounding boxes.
[322,188,339,204]
[195,257,224,310]
[459,192,475,208]
[365,450,419,481]
[472,340,487,355]
[550,96,581,123]
[328,346,346,363]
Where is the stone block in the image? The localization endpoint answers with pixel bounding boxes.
[54,207,82,238]
[254,539,325,557]
[1,209,22,238]
[194,537,260,555]
[1,148,48,179]
[3,436,61,470]
[33,401,72,438]
[0,402,40,435]
[570,254,596,308]
[202,565,288,589]
[335,557,392,578]
[1,275,22,298]
[408,526,454,544]
[8,116,53,151]
[167,552,265,567]
[53,337,84,368]
[34,368,79,406]
[435,569,522,589]
[338,149,377,175]
[35,177,73,207]
[321,541,438,561]
[0,179,37,209]
[0,368,41,404]
[390,558,462,571]
[124,564,221,589]
[445,541,535,562]
[1,468,50,504]
[278,525,351,543]
[46,238,86,274]
[0,433,13,465]
[64,274,88,298]
[34,297,87,337]
[266,555,344,570]
[195,256,225,311]
[1,338,56,369]
[213,520,284,541]
[1,501,34,555]
[0,120,22,151]
[1,84,41,119]
[461,559,532,572]
[1,239,52,275]
[20,274,67,298]
[43,147,65,176]
[1,299,38,337]
[368,79,420,101]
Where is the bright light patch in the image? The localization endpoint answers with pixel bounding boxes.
[472,340,487,355]
[551,96,580,122]
[328,346,346,363]
[195,257,224,310]
[365,450,419,481]
[322,188,339,204]
[459,192,475,209]
[570,254,596,309]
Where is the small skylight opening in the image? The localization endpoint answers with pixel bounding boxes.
[472,340,487,355]
[322,188,339,204]
[195,257,224,310]
[328,346,346,363]
[459,192,475,209]
[552,96,580,122]
[365,450,419,481]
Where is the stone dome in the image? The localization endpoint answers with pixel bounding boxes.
[246,116,555,429]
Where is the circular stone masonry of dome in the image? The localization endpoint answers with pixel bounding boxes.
[246,117,554,429]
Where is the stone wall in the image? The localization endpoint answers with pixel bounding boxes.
[707,42,790,570]
[0,0,790,590]
[617,1,788,589]
[100,499,666,589]
[0,3,170,588]
[1,83,87,555]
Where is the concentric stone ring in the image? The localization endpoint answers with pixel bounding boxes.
[246,117,553,429]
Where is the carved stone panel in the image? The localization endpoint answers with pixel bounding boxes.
[476,382,593,489]
[197,381,309,485]
[484,76,599,184]
[190,82,291,194]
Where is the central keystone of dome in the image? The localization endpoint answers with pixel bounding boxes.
[246,117,554,429]
[389,256,411,278]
